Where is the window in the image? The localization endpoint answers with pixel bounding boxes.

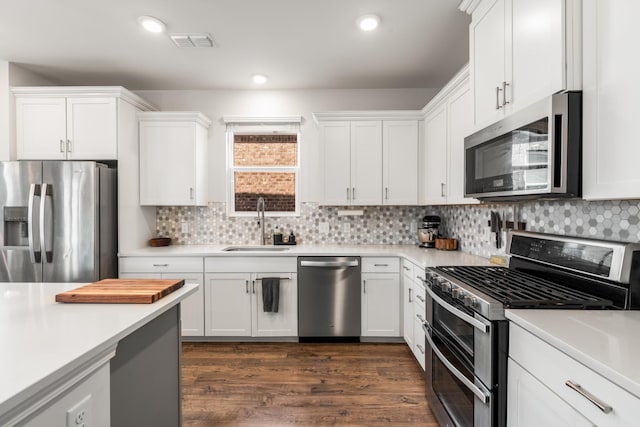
[225,118,301,216]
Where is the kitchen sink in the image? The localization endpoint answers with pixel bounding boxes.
[222,246,291,252]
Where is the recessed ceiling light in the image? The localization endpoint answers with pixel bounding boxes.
[138,16,166,33]
[252,74,269,84]
[357,14,380,32]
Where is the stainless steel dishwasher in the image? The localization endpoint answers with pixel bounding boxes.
[298,256,361,340]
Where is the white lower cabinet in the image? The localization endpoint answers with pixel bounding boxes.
[402,259,426,369]
[508,359,593,427]
[402,261,415,349]
[412,279,426,370]
[204,257,298,338]
[361,257,400,337]
[203,272,298,337]
[204,273,252,336]
[118,256,205,336]
[509,323,640,427]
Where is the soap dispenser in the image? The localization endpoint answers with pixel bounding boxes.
[273,226,283,244]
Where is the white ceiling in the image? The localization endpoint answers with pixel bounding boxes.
[0,0,470,90]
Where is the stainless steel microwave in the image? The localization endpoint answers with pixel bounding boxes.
[464,91,581,201]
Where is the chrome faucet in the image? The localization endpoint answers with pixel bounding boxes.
[256,196,266,245]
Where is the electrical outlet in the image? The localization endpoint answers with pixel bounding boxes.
[181,222,189,233]
[343,223,351,234]
[67,394,92,427]
[319,222,329,234]
[410,221,417,233]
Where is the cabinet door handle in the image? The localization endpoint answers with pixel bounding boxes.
[245,280,249,294]
[385,187,389,200]
[152,263,169,267]
[403,266,410,271]
[408,288,413,303]
[441,183,446,198]
[189,187,194,200]
[66,140,72,153]
[416,295,425,303]
[416,313,425,322]
[363,279,366,294]
[352,187,355,200]
[252,280,256,294]
[374,263,389,267]
[416,344,425,354]
[59,140,65,153]
[495,86,503,110]
[346,187,350,201]
[565,381,613,414]
[502,81,510,106]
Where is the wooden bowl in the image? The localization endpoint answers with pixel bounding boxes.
[149,237,171,247]
[435,238,458,251]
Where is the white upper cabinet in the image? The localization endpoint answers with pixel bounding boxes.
[138,112,211,206]
[316,112,420,206]
[383,121,418,205]
[470,0,507,127]
[420,66,479,206]
[468,0,580,128]
[350,121,383,205]
[320,121,351,205]
[15,94,117,160]
[423,104,448,205]
[582,0,640,200]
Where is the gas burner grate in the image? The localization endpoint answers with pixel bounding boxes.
[435,266,613,309]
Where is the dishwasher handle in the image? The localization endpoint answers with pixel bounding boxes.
[300,260,359,268]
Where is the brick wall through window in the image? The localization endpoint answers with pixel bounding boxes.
[233,134,297,212]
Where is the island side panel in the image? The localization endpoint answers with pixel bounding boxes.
[110,305,182,426]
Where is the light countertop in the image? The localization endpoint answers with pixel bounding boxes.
[0,282,198,422]
[119,244,491,269]
[506,309,640,399]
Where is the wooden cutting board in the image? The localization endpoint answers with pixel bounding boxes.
[55,279,185,304]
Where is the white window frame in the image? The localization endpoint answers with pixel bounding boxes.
[224,116,302,217]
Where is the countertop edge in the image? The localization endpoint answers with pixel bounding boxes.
[118,244,491,269]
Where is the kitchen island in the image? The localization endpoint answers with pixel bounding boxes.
[0,281,198,426]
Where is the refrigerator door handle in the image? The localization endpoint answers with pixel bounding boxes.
[28,184,41,263]
[39,183,53,263]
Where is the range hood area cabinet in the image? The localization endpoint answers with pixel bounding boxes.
[12,87,152,160]
[315,113,420,206]
[465,0,581,128]
[138,111,211,206]
[420,65,479,206]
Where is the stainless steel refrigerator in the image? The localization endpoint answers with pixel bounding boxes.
[0,161,117,282]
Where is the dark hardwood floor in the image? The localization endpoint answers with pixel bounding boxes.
[181,342,438,426]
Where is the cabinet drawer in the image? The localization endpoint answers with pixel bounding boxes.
[205,256,296,273]
[119,256,203,273]
[510,323,640,426]
[413,314,426,371]
[414,264,426,282]
[362,257,400,273]
[402,259,414,278]
[413,280,426,308]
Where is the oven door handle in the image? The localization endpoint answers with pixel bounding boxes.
[421,278,490,333]
[422,322,491,405]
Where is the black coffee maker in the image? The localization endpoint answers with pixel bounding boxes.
[418,215,441,248]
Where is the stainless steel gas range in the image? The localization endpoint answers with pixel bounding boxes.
[421,230,640,427]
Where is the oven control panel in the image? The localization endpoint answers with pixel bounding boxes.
[427,272,478,308]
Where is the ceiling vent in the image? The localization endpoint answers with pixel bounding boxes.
[169,33,216,48]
